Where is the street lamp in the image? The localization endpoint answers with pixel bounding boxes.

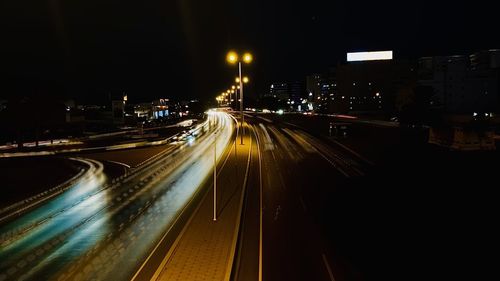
[227,50,253,145]
[213,131,217,221]
[235,76,250,84]
[242,53,253,64]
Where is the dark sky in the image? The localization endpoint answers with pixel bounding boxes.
[0,0,497,104]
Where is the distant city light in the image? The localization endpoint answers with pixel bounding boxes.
[347,51,393,62]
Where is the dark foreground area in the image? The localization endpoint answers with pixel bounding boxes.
[0,157,84,208]
[263,113,497,281]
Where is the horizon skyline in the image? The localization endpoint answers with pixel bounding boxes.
[1,0,498,103]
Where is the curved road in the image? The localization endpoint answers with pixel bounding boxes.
[0,112,234,281]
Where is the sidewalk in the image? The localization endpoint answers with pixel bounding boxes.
[152,132,253,281]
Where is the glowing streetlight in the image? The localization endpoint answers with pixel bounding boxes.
[235,76,250,84]
[226,51,253,144]
[226,51,238,64]
[243,53,253,64]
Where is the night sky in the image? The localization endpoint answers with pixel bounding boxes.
[0,0,497,104]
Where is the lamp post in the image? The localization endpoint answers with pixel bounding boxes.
[227,51,252,145]
[213,130,217,221]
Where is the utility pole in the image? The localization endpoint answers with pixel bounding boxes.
[239,61,244,145]
[213,131,217,221]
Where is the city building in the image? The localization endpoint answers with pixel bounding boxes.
[335,51,415,115]
[134,103,154,119]
[152,99,169,119]
[418,49,500,113]
[306,70,337,112]
[268,82,288,100]
[267,81,305,111]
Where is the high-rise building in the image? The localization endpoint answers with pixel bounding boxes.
[306,71,337,112]
[418,50,500,113]
[335,52,415,114]
[268,83,289,100]
[266,81,305,111]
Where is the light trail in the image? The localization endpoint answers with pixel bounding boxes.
[0,112,235,281]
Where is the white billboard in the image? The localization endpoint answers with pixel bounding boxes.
[347,51,393,62]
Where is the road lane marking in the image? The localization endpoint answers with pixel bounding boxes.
[316,151,350,177]
[258,123,275,151]
[224,123,253,281]
[256,115,273,123]
[299,196,307,212]
[328,138,374,166]
[253,125,264,281]
[273,205,281,221]
[322,253,336,281]
[133,112,237,281]
[282,128,316,153]
[108,160,130,169]
[267,126,301,161]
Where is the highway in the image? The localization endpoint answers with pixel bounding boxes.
[233,113,499,281]
[233,114,371,281]
[0,111,234,281]
[2,110,489,281]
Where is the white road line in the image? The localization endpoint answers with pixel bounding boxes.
[258,123,274,151]
[299,196,307,212]
[329,138,374,166]
[132,114,235,281]
[107,160,131,169]
[322,253,336,281]
[317,151,350,178]
[253,125,264,281]
[224,123,253,281]
[257,116,273,123]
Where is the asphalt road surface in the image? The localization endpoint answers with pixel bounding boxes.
[233,115,370,281]
[233,113,497,281]
[0,112,234,281]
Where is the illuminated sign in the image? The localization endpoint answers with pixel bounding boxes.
[347,51,393,62]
